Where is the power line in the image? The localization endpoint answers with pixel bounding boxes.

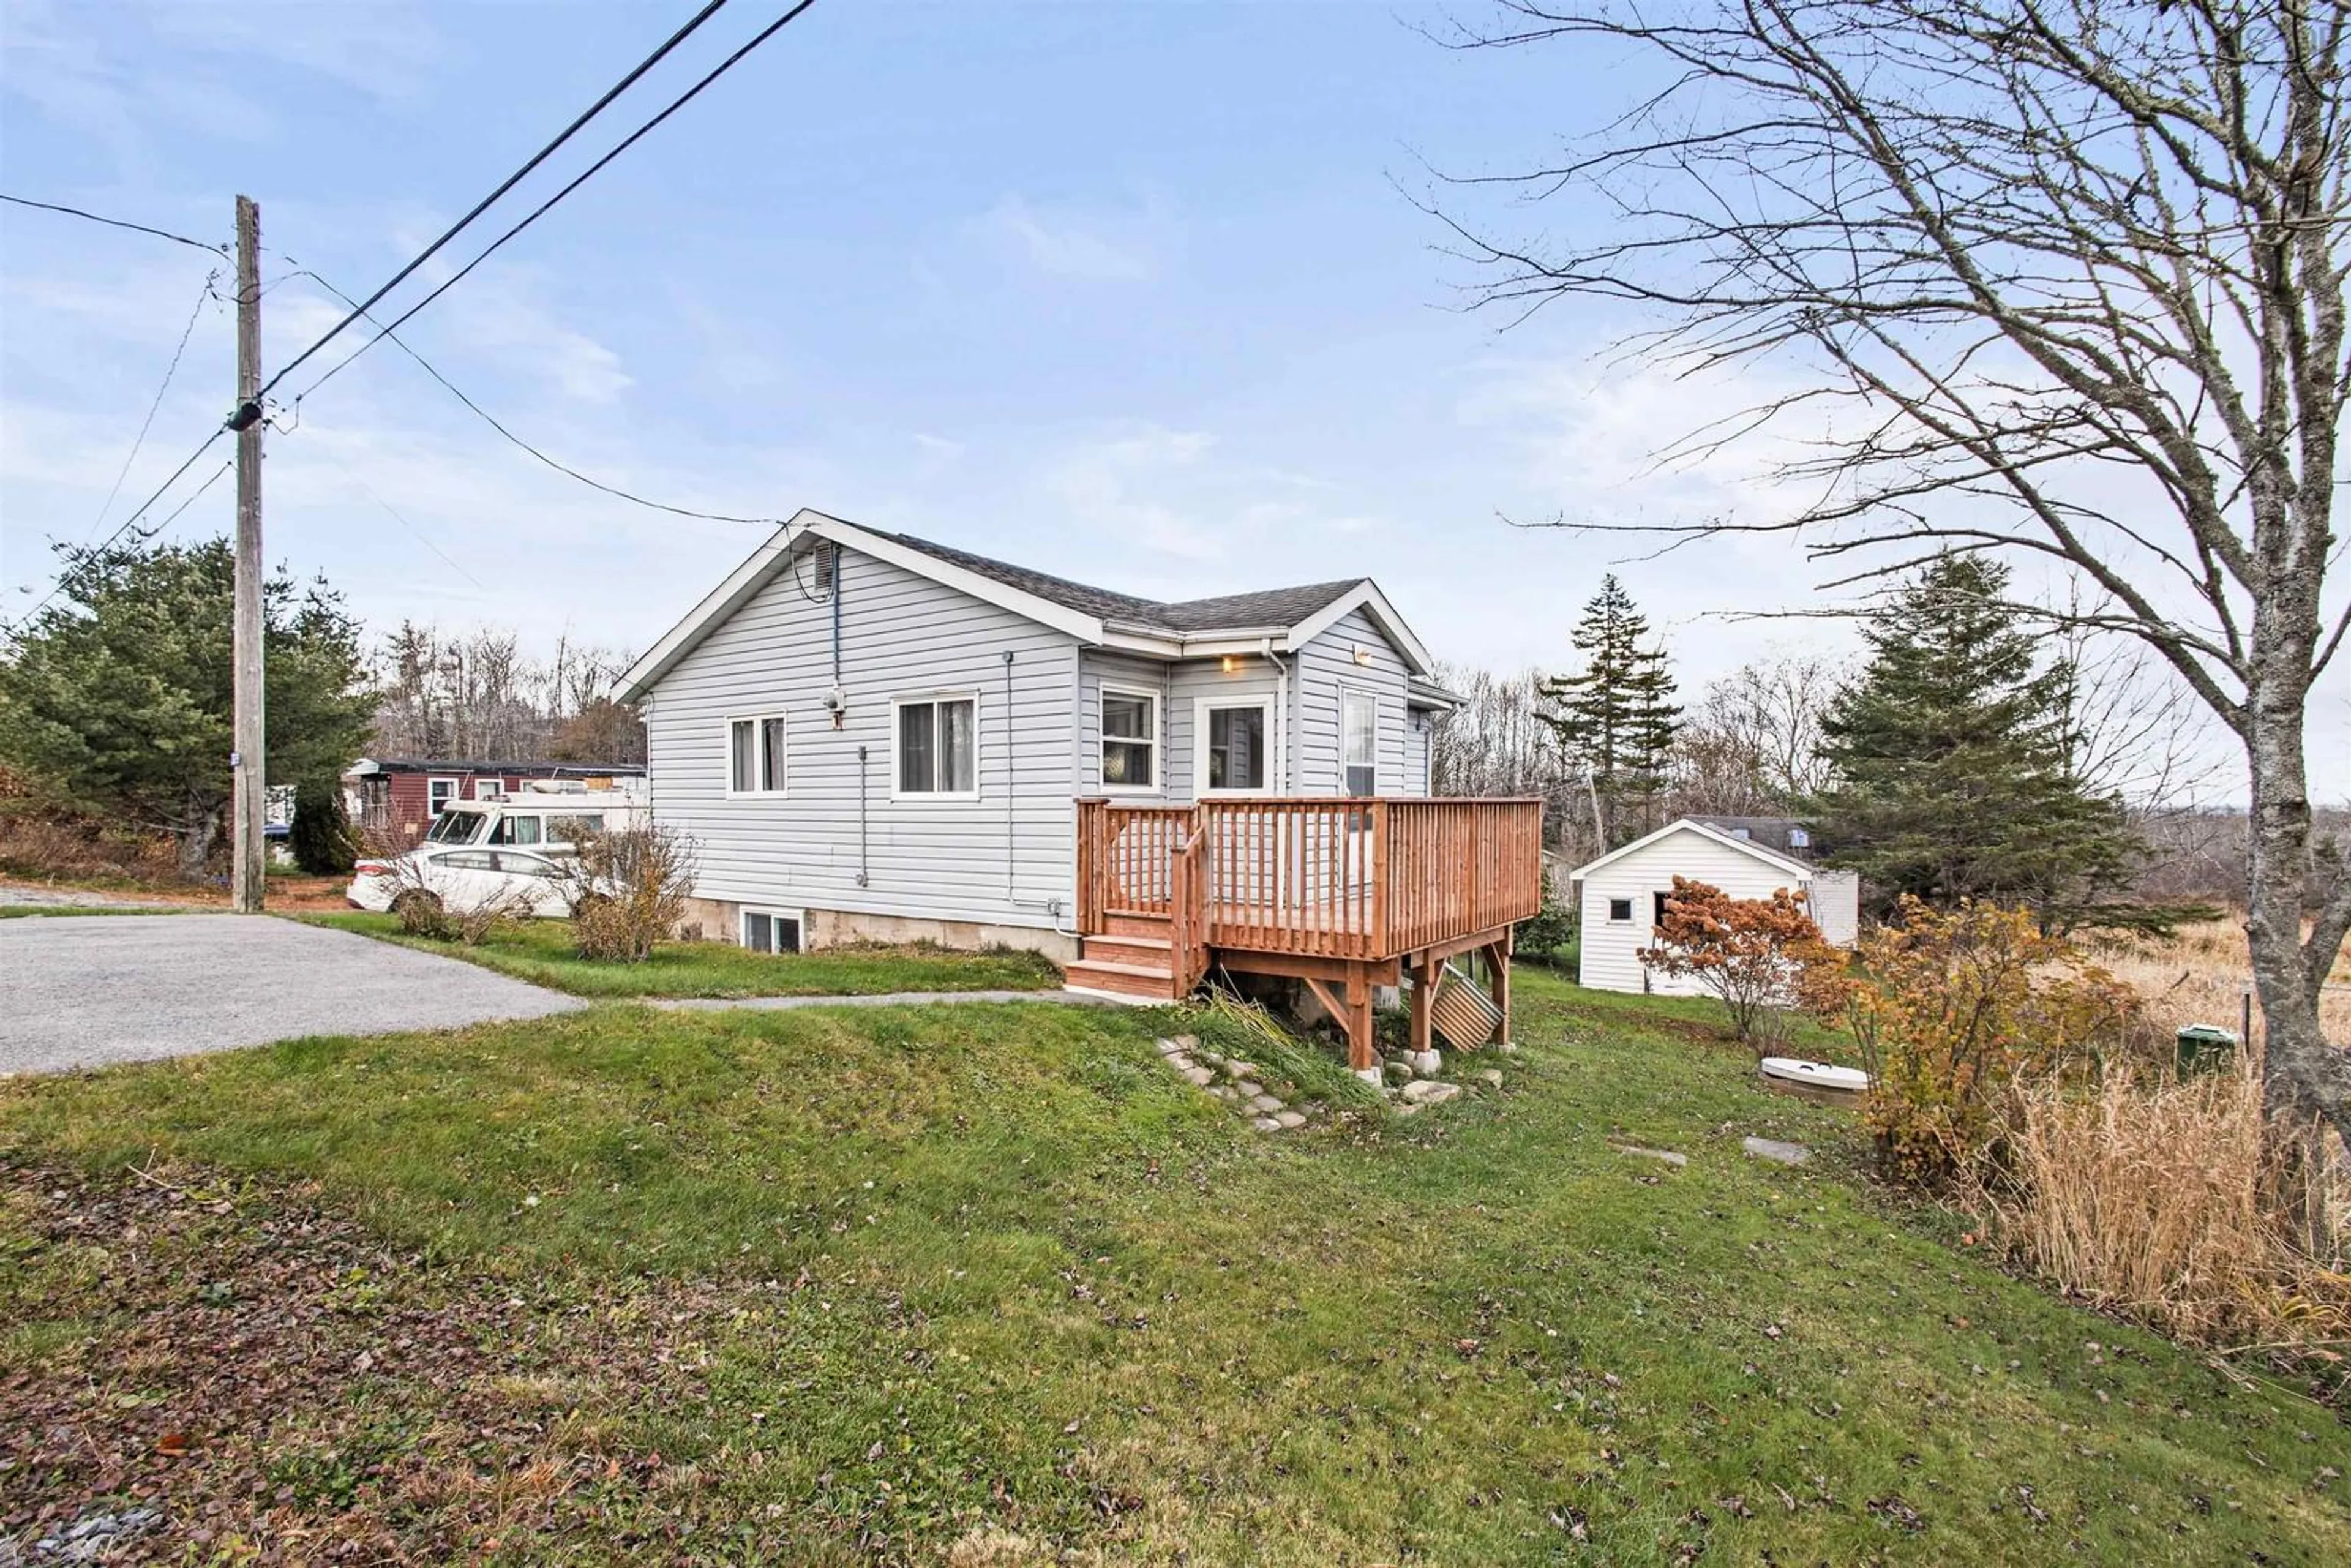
[85,269,223,545]
[280,268,778,527]
[287,0,821,405]
[260,0,738,398]
[6,431,228,631]
[0,192,228,257]
[304,437,490,593]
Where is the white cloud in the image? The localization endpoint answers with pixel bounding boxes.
[977,197,1162,283]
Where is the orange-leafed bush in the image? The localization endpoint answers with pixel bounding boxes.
[1823,898,2142,1186]
[1638,876,1848,1052]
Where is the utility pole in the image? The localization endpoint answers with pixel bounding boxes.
[230,193,266,913]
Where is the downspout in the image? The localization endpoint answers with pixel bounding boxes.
[1261,636,1292,792]
[1002,647,1076,935]
[855,745,870,887]
[829,541,843,685]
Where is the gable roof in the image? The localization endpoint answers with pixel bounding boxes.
[620,509,1434,701]
[1567,817,1817,883]
[1687,815,1817,858]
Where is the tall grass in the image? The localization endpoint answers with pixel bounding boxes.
[2090,914,2351,1042]
[1984,1060,2351,1345]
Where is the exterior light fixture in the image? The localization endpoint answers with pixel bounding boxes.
[1352,644,1373,667]
[1220,655,1239,673]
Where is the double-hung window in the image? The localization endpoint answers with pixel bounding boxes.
[1100,688,1158,791]
[727,714,788,795]
[896,695,978,797]
[426,776,459,816]
[1341,689,1378,796]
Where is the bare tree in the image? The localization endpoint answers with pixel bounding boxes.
[1673,653,1842,813]
[369,622,639,763]
[1433,1,2351,1177]
[1429,662,1587,847]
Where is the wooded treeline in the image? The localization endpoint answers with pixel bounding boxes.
[369,622,644,765]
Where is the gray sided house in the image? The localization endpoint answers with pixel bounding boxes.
[618,510,1462,963]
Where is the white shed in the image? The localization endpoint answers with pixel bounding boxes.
[1569,818,1860,996]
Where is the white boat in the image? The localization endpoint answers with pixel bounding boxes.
[1758,1057,1870,1094]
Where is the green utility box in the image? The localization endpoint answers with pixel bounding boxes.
[2175,1024,2240,1076]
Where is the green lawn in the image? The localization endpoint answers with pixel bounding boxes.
[2,973,2344,1564]
[296,909,1065,997]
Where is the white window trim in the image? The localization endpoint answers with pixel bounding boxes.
[471,778,504,800]
[1339,685,1379,797]
[724,713,789,798]
[1194,695,1277,798]
[1098,684,1162,795]
[890,691,982,801]
[740,905,806,953]
[426,776,460,815]
[1607,896,1635,923]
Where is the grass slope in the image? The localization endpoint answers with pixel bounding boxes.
[296,910,1063,997]
[3,975,2344,1564]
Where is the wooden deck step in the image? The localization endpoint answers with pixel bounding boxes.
[1080,932,1171,969]
[1101,909,1172,939]
[1064,956,1179,1002]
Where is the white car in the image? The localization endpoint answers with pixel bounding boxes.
[347,844,578,920]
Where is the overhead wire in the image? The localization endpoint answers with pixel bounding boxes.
[0,192,228,258]
[260,0,739,397]
[276,266,781,527]
[84,268,223,546]
[284,0,822,406]
[6,430,229,631]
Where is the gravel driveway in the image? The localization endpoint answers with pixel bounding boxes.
[0,916,583,1075]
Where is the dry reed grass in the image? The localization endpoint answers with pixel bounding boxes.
[2088,914,2350,1045]
[1987,1062,2351,1346]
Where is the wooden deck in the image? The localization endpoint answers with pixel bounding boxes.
[1070,797,1544,1075]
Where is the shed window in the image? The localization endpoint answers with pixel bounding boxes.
[1101,689,1158,790]
[743,909,803,953]
[1341,689,1378,795]
[728,715,787,795]
[1608,898,1633,922]
[897,696,977,797]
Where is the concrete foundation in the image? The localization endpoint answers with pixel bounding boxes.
[674,896,1078,967]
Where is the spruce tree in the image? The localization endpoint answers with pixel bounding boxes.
[1539,574,1681,846]
[1807,555,2137,925]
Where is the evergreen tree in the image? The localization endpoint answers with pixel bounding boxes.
[1539,574,1681,846]
[1806,555,2138,925]
[288,778,358,876]
[0,537,375,879]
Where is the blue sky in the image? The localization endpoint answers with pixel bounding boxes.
[1,1,2336,796]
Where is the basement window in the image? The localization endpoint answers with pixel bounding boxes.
[742,909,803,954]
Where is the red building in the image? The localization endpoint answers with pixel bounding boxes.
[343,757,646,845]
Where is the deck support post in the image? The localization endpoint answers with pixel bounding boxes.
[1486,930,1512,1048]
[1408,953,1442,1075]
[1344,970,1376,1077]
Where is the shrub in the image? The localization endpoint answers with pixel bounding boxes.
[288,779,358,876]
[1638,876,1846,1052]
[1514,889,1577,964]
[1822,898,2141,1187]
[553,823,696,963]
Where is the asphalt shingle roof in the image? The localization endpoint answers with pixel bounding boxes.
[883,531,1363,636]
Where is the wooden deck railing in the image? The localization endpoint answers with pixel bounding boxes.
[1077,797,1543,961]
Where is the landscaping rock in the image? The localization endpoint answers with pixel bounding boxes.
[1475,1069,1504,1089]
[1383,1060,1415,1084]
[1212,1085,1240,1102]
[1742,1136,1810,1166]
[1252,1117,1283,1133]
[1275,1111,1307,1130]
[1155,1038,1182,1056]
[1400,1080,1462,1106]
[1611,1144,1689,1168]
[1248,1093,1283,1115]
[1221,1059,1259,1079]
[1171,1033,1199,1052]
[1495,1040,1519,1056]
[1180,1067,1216,1087]
[1231,1079,1264,1099]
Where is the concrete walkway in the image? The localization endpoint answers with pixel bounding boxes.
[0,915,582,1075]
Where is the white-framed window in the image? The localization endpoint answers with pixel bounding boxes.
[741,907,804,953]
[727,713,789,796]
[1340,688,1378,796]
[426,776,460,816]
[1608,897,1634,922]
[894,693,978,798]
[1100,686,1159,792]
[472,778,504,800]
[1196,697,1274,796]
